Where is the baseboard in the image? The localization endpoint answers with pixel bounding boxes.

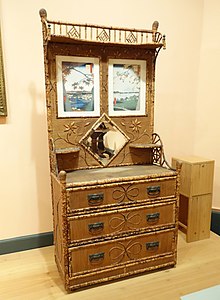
[211,209,220,236]
[0,231,53,255]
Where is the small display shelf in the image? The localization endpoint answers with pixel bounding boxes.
[129,143,162,149]
[129,143,163,165]
[55,147,80,172]
[55,147,80,154]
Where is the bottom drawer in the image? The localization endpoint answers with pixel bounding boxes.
[69,228,176,274]
[68,252,175,291]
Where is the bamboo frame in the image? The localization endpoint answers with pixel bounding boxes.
[39,9,180,292]
[39,8,166,47]
[0,24,7,117]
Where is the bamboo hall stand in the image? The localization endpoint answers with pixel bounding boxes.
[39,9,181,292]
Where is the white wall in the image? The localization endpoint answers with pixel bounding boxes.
[154,2,203,161]
[193,0,220,208]
[0,0,219,240]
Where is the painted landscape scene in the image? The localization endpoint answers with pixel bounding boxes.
[113,63,141,111]
[62,61,95,112]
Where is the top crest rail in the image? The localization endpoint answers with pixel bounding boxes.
[39,8,166,48]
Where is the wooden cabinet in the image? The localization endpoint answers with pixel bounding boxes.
[52,166,179,290]
[172,156,214,242]
[40,9,180,292]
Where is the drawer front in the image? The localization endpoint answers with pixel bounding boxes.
[68,254,175,290]
[69,229,175,274]
[69,202,175,242]
[68,178,176,211]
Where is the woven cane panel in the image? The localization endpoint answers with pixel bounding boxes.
[68,201,175,243]
[69,229,175,274]
[46,42,155,170]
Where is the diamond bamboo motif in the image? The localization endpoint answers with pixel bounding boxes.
[68,26,79,38]
[97,29,109,41]
[126,32,137,43]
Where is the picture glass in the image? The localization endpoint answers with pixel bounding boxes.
[56,56,100,117]
[108,59,146,116]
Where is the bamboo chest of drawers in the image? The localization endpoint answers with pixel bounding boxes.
[52,165,179,290]
[40,9,180,292]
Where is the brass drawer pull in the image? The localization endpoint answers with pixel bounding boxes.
[146,241,159,251]
[146,212,160,223]
[88,222,104,234]
[147,186,160,196]
[89,252,105,263]
[88,193,104,206]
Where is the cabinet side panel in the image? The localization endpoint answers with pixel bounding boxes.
[172,158,192,197]
[187,194,212,242]
[51,174,69,286]
[191,162,214,196]
[197,194,212,240]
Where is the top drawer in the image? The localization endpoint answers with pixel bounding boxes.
[68,177,176,212]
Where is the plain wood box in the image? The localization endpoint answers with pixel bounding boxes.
[172,156,214,242]
[172,156,214,197]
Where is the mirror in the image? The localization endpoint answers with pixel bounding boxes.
[80,113,129,166]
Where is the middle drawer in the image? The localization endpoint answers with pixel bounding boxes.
[68,201,175,243]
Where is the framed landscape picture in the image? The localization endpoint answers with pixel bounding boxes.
[56,56,100,117]
[108,59,146,116]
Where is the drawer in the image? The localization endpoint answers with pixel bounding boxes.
[68,253,175,290]
[68,202,175,242]
[69,229,175,274]
[68,178,176,211]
